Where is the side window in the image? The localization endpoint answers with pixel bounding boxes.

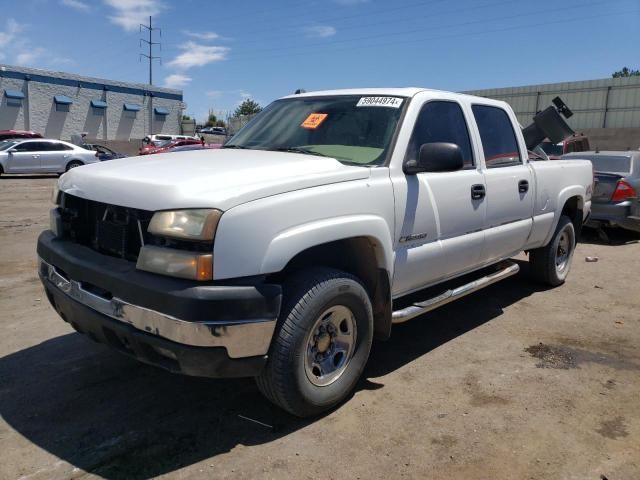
[11,142,31,152]
[15,142,45,152]
[406,101,474,168]
[471,105,522,167]
[55,143,74,151]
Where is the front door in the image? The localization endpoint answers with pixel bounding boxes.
[6,141,42,173]
[392,100,486,297]
[470,104,534,263]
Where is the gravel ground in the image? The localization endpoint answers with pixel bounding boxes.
[1,175,639,480]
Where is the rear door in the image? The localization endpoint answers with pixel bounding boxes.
[6,141,42,172]
[39,141,73,172]
[471,104,534,264]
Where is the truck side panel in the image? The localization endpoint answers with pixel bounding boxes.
[524,160,592,250]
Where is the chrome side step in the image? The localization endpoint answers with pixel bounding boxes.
[391,261,520,324]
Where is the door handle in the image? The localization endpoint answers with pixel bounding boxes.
[518,180,529,193]
[471,184,486,200]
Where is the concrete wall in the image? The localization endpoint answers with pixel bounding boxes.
[465,76,640,131]
[0,64,182,141]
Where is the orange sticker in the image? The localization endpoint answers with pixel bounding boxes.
[301,113,328,129]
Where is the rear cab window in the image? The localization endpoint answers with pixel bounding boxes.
[472,104,522,168]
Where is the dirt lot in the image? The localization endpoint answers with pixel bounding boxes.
[1,176,639,480]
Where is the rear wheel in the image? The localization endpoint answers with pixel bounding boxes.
[530,215,576,286]
[256,268,373,417]
[65,160,83,172]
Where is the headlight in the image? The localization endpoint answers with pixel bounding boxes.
[136,246,213,281]
[148,209,222,241]
[51,183,60,205]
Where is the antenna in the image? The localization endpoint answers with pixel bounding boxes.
[139,16,161,85]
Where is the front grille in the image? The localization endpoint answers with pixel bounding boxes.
[59,193,153,261]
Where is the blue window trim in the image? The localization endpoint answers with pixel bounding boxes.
[4,89,25,99]
[154,106,170,115]
[91,99,108,108]
[0,69,182,101]
[123,103,141,112]
[54,95,73,105]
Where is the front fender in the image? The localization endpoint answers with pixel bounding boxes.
[261,214,394,274]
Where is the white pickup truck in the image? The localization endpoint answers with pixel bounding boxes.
[38,88,593,417]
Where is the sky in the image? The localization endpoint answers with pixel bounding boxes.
[0,0,638,122]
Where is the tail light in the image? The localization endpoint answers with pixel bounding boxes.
[611,180,637,202]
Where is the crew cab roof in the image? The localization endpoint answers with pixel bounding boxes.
[281,87,429,99]
[280,87,512,109]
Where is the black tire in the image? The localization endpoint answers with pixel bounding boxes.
[530,215,576,286]
[256,267,373,417]
[65,160,83,172]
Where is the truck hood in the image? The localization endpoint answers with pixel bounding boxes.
[58,149,371,211]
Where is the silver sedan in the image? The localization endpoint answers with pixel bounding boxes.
[0,139,99,175]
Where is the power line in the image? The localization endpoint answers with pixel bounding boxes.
[226,0,632,60]
[139,16,161,85]
[220,7,637,64]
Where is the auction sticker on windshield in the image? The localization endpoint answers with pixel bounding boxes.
[356,97,403,108]
[301,113,328,129]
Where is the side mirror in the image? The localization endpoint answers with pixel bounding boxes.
[7,149,16,154]
[404,142,464,174]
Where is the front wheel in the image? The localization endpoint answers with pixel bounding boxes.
[530,215,576,286]
[256,268,373,417]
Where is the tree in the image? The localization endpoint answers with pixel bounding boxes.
[205,112,218,127]
[233,99,262,118]
[182,114,191,120]
[215,119,226,128]
[612,67,640,78]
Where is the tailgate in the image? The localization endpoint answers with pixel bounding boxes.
[592,172,622,202]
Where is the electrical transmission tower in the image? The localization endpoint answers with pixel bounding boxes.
[139,16,161,85]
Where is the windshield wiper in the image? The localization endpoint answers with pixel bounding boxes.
[265,146,330,157]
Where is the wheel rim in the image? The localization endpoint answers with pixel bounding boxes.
[304,305,357,387]
[555,227,573,274]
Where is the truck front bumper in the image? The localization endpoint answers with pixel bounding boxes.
[37,231,282,378]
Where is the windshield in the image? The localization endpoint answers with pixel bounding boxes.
[0,141,18,151]
[564,154,632,175]
[224,95,406,166]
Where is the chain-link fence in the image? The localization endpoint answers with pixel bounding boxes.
[226,114,256,135]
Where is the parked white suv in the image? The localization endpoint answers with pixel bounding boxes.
[39,88,593,416]
[0,139,98,175]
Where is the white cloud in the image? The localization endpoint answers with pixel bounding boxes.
[167,41,229,69]
[15,48,46,67]
[239,91,252,99]
[304,25,336,38]
[184,30,219,41]
[0,18,23,48]
[61,0,90,11]
[103,0,165,32]
[163,73,191,89]
[206,90,223,97]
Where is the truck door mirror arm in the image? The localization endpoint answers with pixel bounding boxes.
[403,142,464,174]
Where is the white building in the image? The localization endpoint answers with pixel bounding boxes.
[0,65,183,141]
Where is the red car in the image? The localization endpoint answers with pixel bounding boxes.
[139,138,203,155]
[0,130,43,141]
